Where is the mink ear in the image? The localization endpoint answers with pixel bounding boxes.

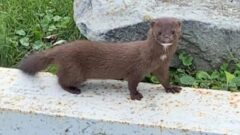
[150,20,156,27]
[177,20,182,28]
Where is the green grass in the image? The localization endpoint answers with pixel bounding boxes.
[0,0,83,67]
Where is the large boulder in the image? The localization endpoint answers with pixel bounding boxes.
[74,0,240,70]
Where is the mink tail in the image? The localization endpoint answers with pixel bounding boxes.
[19,51,54,75]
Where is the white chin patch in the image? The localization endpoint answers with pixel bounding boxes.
[161,43,173,47]
[161,43,173,51]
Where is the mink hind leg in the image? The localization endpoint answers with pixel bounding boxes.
[127,74,143,100]
[57,65,85,94]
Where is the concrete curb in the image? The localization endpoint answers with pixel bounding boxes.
[0,67,239,135]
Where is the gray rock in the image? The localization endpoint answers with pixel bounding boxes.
[74,0,240,70]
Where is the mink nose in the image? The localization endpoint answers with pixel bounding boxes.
[162,37,171,43]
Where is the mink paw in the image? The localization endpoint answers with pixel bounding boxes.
[165,86,181,93]
[130,91,143,100]
[64,87,81,94]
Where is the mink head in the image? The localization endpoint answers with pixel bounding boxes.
[150,17,182,48]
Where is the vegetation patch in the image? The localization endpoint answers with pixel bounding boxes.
[0,0,83,67]
[145,52,240,92]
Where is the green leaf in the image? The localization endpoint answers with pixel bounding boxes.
[53,15,62,22]
[232,77,240,87]
[58,16,70,28]
[37,13,45,17]
[46,9,55,14]
[192,81,199,87]
[236,63,240,69]
[33,40,44,51]
[180,75,195,85]
[40,13,53,32]
[219,70,227,82]
[228,82,238,91]
[150,75,160,84]
[42,13,53,25]
[196,71,211,80]
[178,52,193,66]
[234,70,240,77]
[33,30,42,40]
[220,63,228,71]
[224,71,235,84]
[15,29,26,36]
[211,70,220,80]
[62,16,70,23]
[199,81,211,88]
[211,82,222,89]
[144,74,152,82]
[19,37,29,46]
[48,25,57,32]
[46,65,57,74]
[177,68,185,73]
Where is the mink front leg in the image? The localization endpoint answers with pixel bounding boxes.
[153,65,181,93]
[127,75,143,100]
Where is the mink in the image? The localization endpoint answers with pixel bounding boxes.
[19,17,182,100]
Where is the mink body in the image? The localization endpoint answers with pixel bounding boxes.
[19,17,182,100]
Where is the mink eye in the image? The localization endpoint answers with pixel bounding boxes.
[171,31,175,34]
[158,32,162,35]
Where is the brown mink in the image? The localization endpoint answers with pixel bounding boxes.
[19,17,182,100]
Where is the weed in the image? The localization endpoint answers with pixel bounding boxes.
[0,0,84,67]
[145,51,240,91]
